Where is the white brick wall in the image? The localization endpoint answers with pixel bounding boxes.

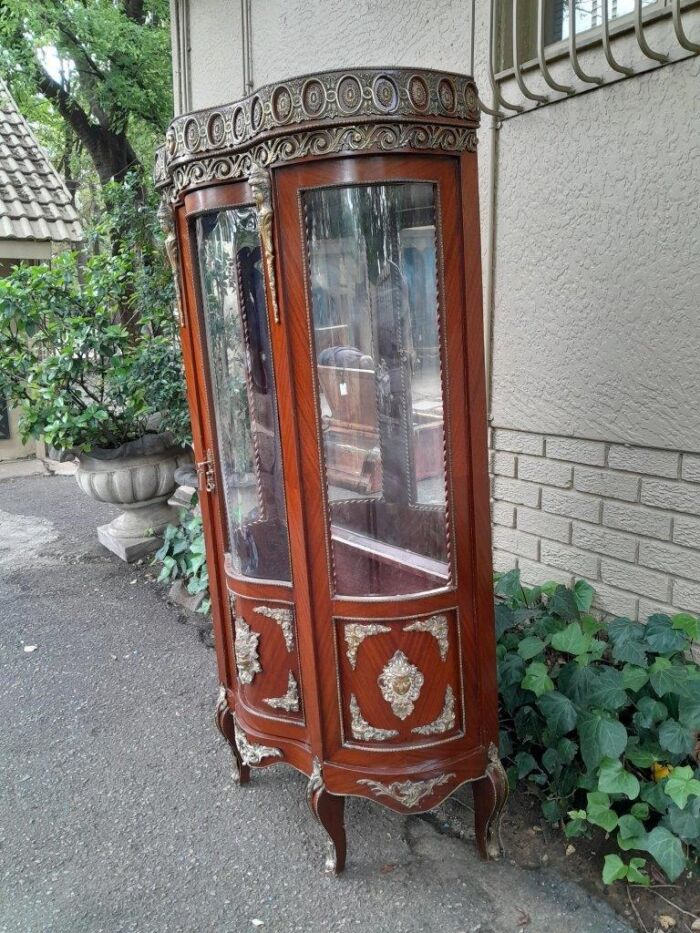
[490,429,700,620]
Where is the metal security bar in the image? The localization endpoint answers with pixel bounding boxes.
[478,0,700,118]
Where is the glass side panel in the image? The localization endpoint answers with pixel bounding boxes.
[196,207,290,582]
[304,182,450,597]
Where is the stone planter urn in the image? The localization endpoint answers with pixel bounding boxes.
[75,433,193,562]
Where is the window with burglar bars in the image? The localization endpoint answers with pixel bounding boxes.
[497,0,660,71]
[483,0,699,117]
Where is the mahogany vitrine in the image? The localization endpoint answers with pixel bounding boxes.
[156,68,507,873]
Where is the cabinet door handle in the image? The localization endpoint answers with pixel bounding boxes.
[249,163,280,324]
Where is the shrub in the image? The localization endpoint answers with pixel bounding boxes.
[0,176,190,453]
[495,569,700,885]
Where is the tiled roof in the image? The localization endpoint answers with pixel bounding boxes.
[0,79,83,244]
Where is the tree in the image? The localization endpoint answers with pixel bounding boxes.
[0,0,172,191]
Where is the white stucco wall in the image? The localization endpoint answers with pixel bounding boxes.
[168,0,700,615]
[490,55,700,452]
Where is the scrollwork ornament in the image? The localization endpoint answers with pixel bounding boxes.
[156,68,481,198]
[405,614,449,661]
[233,721,283,766]
[358,773,455,809]
[234,616,261,685]
[254,604,294,651]
[263,671,300,713]
[349,695,398,742]
[344,622,391,670]
[378,650,424,720]
[411,686,455,736]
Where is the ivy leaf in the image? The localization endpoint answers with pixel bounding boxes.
[658,718,696,757]
[626,858,650,886]
[578,710,628,770]
[678,680,700,730]
[522,661,555,697]
[607,617,649,666]
[631,802,650,821]
[498,651,525,687]
[598,757,640,800]
[495,603,517,639]
[665,798,700,843]
[514,751,538,779]
[644,614,688,655]
[589,667,629,711]
[517,635,546,660]
[644,826,686,881]
[495,569,524,601]
[556,737,578,765]
[514,705,545,743]
[551,622,592,657]
[607,616,645,645]
[542,747,561,774]
[649,657,688,697]
[565,817,588,839]
[499,729,513,758]
[541,798,564,822]
[558,661,598,705]
[671,612,700,641]
[641,780,671,813]
[611,637,649,667]
[617,814,646,840]
[625,739,663,768]
[548,585,580,621]
[664,766,700,810]
[586,791,618,832]
[602,853,627,884]
[633,696,669,730]
[573,580,595,612]
[622,664,649,692]
[537,690,578,738]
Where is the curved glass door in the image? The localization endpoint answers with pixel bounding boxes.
[196,206,290,582]
[304,182,450,597]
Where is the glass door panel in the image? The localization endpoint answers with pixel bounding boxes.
[304,182,450,597]
[196,207,291,582]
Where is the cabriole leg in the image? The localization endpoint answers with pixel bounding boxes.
[472,742,508,860]
[215,685,250,786]
[307,758,346,874]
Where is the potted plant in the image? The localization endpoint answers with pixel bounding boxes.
[0,212,192,561]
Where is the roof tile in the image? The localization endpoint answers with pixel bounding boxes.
[0,79,83,244]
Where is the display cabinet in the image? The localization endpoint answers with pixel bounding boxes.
[156,67,506,873]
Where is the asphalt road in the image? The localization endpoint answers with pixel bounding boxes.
[0,473,633,933]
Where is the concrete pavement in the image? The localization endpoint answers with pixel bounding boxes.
[0,474,634,933]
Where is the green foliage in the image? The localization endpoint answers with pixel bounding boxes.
[154,507,210,616]
[0,0,171,196]
[0,177,190,453]
[495,569,700,885]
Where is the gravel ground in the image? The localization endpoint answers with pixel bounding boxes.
[0,473,634,933]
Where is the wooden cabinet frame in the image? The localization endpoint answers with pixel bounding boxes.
[157,67,506,873]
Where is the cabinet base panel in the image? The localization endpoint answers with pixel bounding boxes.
[221,695,508,873]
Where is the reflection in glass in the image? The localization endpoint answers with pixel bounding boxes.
[196,207,290,581]
[305,183,450,597]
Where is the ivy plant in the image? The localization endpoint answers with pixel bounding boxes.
[154,508,210,615]
[495,569,700,885]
